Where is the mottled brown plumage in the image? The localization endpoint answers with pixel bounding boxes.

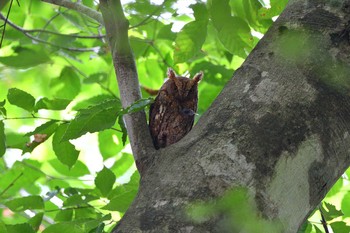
[149,68,203,149]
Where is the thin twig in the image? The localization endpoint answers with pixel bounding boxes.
[0,0,14,48]
[2,116,68,122]
[319,205,330,233]
[0,13,100,52]
[41,0,104,25]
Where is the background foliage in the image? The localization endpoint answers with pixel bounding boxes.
[0,0,349,232]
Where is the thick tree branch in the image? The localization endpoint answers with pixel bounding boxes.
[99,0,154,166]
[41,0,104,25]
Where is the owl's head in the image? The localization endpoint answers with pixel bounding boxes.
[167,68,203,100]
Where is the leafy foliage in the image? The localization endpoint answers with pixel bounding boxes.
[0,0,348,232]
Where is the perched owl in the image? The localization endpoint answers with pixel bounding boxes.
[149,68,203,149]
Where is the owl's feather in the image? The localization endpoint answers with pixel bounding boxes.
[149,68,203,149]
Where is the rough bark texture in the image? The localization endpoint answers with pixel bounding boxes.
[112,0,350,232]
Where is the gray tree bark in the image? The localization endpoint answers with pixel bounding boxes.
[112,0,350,232]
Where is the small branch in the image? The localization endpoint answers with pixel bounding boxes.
[41,0,104,25]
[2,116,67,122]
[0,0,14,48]
[0,13,100,52]
[319,206,330,233]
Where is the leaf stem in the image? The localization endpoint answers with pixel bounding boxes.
[0,172,23,197]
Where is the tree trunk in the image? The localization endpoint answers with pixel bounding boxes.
[113,0,350,232]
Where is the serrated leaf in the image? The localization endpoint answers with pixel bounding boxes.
[321,202,344,221]
[174,20,208,63]
[52,124,80,168]
[0,121,5,157]
[28,212,44,232]
[72,95,118,111]
[62,99,121,141]
[0,47,51,68]
[5,196,44,211]
[25,120,59,137]
[34,98,71,111]
[95,167,116,197]
[120,97,154,115]
[7,88,35,112]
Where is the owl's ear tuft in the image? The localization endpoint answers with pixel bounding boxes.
[193,71,203,83]
[167,68,176,80]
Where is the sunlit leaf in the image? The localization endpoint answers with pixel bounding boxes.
[34,98,72,111]
[7,88,35,112]
[98,130,124,159]
[52,124,80,168]
[321,202,344,221]
[5,196,44,211]
[83,73,108,84]
[102,190,137,212]
[174,20,208,63]
[111,153,135,178]
[0,47,51,68]
[48,159,89,177]
[62,99,121,141]
[330,222,350,233]
[120,97,154,115]
[95,167,116,197]
[0,121,5,157]
[0,99,6,117]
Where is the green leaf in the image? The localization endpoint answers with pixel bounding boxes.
[0,220,7,233]
[50,67,81,99]
[191,3,209,22]
[5,195,44,211]
[5,132,30,150]
[111,153,135,178]
[0,47,51,68]
[83,73,108,84]
[118,116,127,146]
[102,190,137,212]
[98,130,124,159]
[6,223,35,233]
[34,98,71,111]
[72,95,118,111]
[120,97,154,115]
[330,222,350,233]
[52,124,80,168]
[42,223,84,233]
[321,202,344,221]
[55,209,73,222]
[62,99,121,141]
[0,121,5,157]
[0,99,6,117]
[22,120,59,154]
[48,159,89,177]
[174,20,208,63]
[95,167,116,197]
[7,88,35,112]
[28,212,44,232]
[341,192,350,216]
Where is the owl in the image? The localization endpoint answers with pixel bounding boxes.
[149,68,203,149]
